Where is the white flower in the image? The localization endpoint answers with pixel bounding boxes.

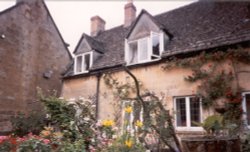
[58,97,64,100]
[84,117,90,121]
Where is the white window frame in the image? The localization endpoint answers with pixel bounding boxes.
[121,100,143,134]
[125,31,164,65]
[151,31,164,58]
[174,96,203,132]
[242,92,250,129]
[74,52,93,74]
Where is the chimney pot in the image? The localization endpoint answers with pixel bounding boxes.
[90,16,106,37]
[124,0,136,27]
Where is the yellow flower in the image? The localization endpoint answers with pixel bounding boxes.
[125,139,133,148]
[135,120,143,128]
[102,119,114,127]
[125,106,132,113]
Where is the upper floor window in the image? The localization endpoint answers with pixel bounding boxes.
[74,52,92,74]
[174,96,203,131]
[125,32,164,65]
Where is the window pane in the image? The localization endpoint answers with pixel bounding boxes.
[190,97,201,126]
[176,98,186,127]
[128,42,138,64]
[133,102,143,125]
[246,94,250,125]
[152,34,160,56]
[84,54,90,71]
[139,38,148,61]
[76,56,82,73]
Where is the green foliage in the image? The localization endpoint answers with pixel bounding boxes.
[57,139,86,152]
[103,73,139,99]
[200,115,223,135]
[199,71,234,107]
[241,131,250,152]
[0,140,12,152]
[18,138,51,152]
[39,95,77,140]
[102,134,146,152]
[11,112,45,137]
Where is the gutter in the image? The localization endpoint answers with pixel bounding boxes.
[95,72,101,119]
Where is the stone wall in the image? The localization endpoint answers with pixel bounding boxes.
[62,47,250,136]
[0,0,71,133]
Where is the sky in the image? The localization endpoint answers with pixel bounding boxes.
[0,0,196,52]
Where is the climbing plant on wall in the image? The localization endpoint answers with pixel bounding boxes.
[103,68,182,152]
[162,47,250,130]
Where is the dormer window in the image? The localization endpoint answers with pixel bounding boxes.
[74,52,92,74]
[125,32,164,65]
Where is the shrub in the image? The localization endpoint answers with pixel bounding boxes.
[11,112,45,137]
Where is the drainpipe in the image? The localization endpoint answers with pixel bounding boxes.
[96,72,101,119]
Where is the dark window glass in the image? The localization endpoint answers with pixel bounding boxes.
[176,98,186,127]
[76,56,82,73]
[128,42,138,64]
[246,94,250,125]
[84,54,90,71]
[190,97,201,126]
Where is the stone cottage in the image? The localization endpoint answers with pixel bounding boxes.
[0,0,71,133]
[62,0,250,138]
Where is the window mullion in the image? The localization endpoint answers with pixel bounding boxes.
[148,36,152,61]
[137,40,140,62]
[160,33,164,53]
[74,57,77,74]
[125,39,128,63]
[90,52,93,68]
[242,93,248,126]
[186,97,191,128]
[81,54,85,72]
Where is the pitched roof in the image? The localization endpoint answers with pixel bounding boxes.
[65,1,250,78]
[73,33,105,54]
[157,1,250,56]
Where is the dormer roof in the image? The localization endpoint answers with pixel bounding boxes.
[73,33,105,55]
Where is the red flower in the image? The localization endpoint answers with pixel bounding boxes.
[43,139,50,144]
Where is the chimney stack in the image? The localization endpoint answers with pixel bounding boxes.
[124,0,136,27]
[90,16,106,37]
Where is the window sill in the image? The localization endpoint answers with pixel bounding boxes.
[176,127,204,132]
[74,71,89,75]
[126,58,161,66]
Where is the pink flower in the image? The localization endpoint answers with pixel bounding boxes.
[0,136,8,143]
[43,139,50,144]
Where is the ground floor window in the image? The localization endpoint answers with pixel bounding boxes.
[174,96,203,131]
[122,101,143,133]
[242,92,250,127]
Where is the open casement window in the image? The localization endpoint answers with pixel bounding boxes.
[125,32,164,65]
[242,92,250,128]
[151,32,164,59]
[122,101,143,134]
[174,96,203,131]
[74,52,92,74]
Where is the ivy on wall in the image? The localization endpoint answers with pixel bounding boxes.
[162,48,250,127]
